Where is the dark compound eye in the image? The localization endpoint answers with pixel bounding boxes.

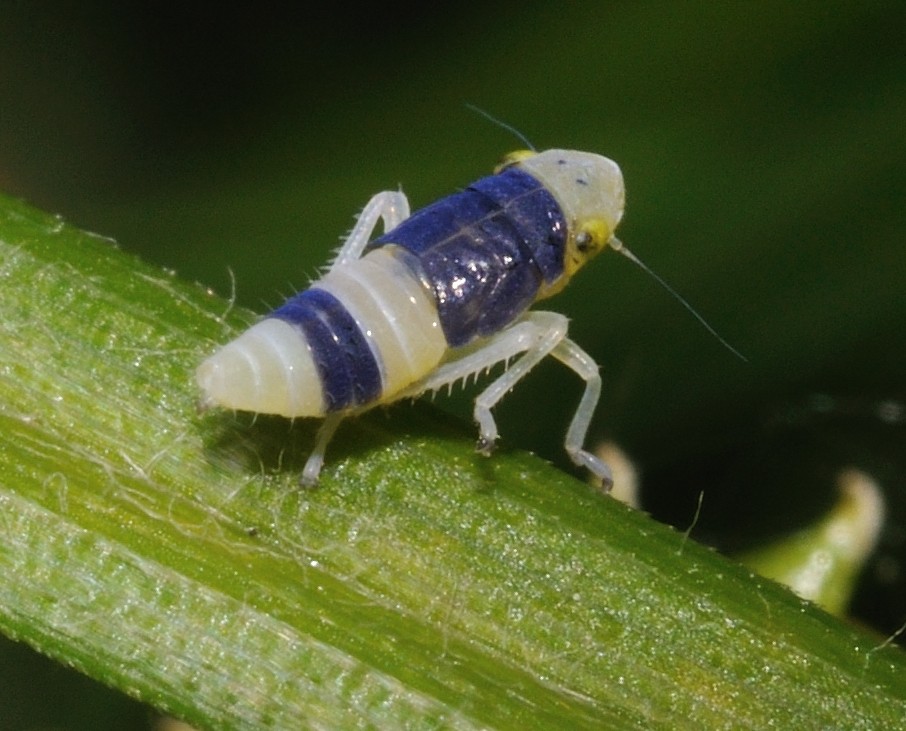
[575,231,593,252]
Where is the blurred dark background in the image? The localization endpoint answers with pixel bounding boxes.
[2,3,904,727]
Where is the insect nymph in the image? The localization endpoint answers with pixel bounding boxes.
[197,149,625,487]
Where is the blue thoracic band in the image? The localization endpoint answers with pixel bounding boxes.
[269,288,382,412]
[468,167,566,283]
[369,166,567,347]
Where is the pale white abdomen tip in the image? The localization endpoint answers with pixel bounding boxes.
[196,318,325,418]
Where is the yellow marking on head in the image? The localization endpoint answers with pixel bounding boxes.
[569,218,612,275]
[538,220,617,299]
[494,149,537,173]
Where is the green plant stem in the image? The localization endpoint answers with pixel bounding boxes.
[0,194,904,729]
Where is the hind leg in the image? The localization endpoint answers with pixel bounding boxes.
[300,413,344,487]
[329,191,410,270]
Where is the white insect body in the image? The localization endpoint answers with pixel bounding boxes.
[197,149,625,486]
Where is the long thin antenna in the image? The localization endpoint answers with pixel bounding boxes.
[465,104,536,151]
[609,238,748,362]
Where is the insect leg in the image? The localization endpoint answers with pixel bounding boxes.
[301,412,344,487]
[549,338,613,490]
[399,311,611,487]
[468,312,567,453]
[330,191,411,270]
[397,314,559,403]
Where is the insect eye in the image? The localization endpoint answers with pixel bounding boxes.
[575,230,594,253]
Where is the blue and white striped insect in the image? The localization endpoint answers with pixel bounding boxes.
[197,148,627,487]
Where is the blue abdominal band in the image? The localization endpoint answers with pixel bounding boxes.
[269,288,382,412]
[369,167,567,347]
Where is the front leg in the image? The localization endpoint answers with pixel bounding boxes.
[329,191,410,271]
[472,315,612,489]
[549,338,612,489]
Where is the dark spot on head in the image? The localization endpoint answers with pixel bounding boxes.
[576,178,588,186]
[558,158,567,165]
